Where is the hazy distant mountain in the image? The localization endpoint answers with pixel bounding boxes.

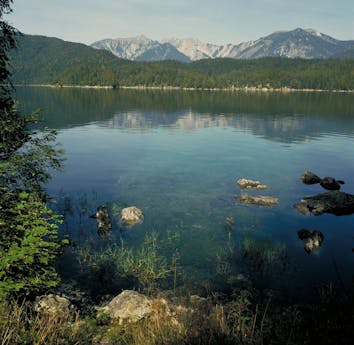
[135,43,190,62]
[91,35,190,62]
[330,44,354,58]
[91,35,159,60]
[165,28,354,59]
[161,38,221,60]
[230,28,353,59]
[92,29,354,61]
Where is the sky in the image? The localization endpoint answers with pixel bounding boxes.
[8,0,354,45]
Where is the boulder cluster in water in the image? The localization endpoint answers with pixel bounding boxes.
[235,178,278,206]
[300,171,345,191]
[236,178,268,190]
[234,172,353,255]
[90,205,144,237]
[294,191,354,216]
[295,171,354,216]
[295,170,354,254]
[235,194,279,206]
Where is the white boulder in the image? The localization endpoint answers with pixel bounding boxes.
[97,290,152,324]
[120,206,144,225]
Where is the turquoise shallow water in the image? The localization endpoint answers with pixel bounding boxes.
[16,87,354,298]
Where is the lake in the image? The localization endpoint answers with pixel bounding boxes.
[15,87,354,301]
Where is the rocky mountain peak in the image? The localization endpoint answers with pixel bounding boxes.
[91,29,354,61]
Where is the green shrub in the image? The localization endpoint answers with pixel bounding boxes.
[0,0,64,301]
[0,191,63,300]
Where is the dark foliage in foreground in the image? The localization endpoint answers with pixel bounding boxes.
[0,0,64,301]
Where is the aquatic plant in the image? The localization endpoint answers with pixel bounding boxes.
[115,233,170,294]
[110,202,121,223]
[224,216,234,234]
[78,193,90,221]
[171,249,180,296]
[212,232,289,294]
[215,253,233,277]
[224,216,235,254]
[77,232,172,295]
[241,236,288,276]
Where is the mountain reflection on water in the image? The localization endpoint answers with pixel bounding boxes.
[16,87,354,143]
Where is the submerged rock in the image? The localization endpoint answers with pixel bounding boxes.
[190,294,208,305]
[298,229,324,254]
[90,205,112,237]
[301,171,321,185]
[121,206,144,225]
[227,273,251,288]
[224,217,234,233]
[237,178,267,190]
[320,177,345,191]
[235,194,279,206]
[294,191,354,216]
[34,294,73,317]
[97,290,152,324]
[55,281,93,315]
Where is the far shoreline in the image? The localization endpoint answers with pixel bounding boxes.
[14,83,354,93]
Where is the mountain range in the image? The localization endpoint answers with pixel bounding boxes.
[91,28,354,62]
[10,34,354,90]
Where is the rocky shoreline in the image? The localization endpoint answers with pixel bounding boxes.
[13,83,354,93]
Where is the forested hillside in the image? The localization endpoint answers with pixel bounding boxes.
[11,35,354,90]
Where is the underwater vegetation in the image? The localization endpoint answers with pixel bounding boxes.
[242,237,287,268]
[76,232,176,296]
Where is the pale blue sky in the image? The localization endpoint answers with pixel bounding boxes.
[8,0,354,44]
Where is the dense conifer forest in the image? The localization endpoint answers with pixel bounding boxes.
[11,35,354,90]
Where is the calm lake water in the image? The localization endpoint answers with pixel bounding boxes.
[16,87,354,300]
